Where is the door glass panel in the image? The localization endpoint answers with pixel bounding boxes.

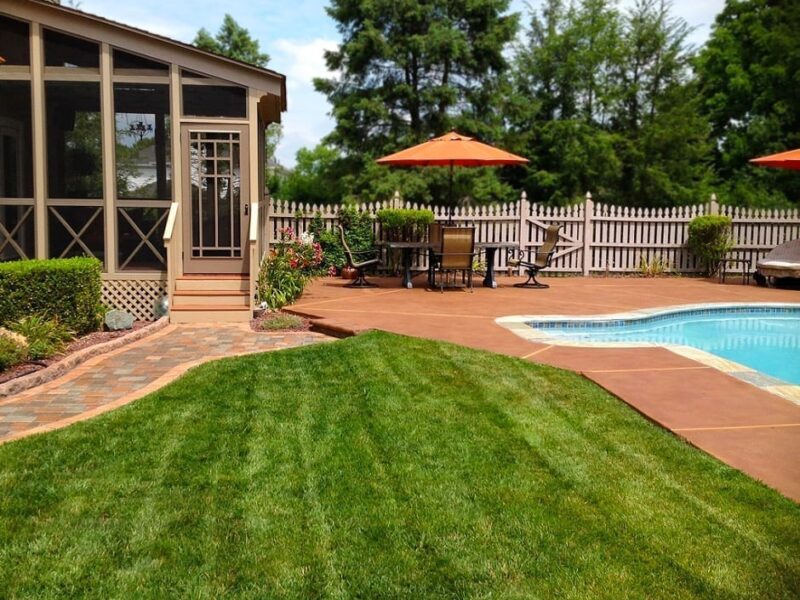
[189,131,242,258]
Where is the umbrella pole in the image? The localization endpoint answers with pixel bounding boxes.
[448,162,454,225]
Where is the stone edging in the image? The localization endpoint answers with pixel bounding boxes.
[0,317,169,399]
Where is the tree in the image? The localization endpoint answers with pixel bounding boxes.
[315,0,520,203]
[193,14,269,67]
[193,15,282,180]
[695,0,800,207]
[280,144,346,205]
[509,0,712,206]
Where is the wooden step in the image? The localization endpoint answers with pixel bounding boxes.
[169,305,252,324]
[172,291,249,308]
[175,276,249,292]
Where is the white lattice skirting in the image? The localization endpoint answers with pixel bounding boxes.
[103,279,168,321]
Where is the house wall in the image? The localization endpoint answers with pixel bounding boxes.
[0,3,278,319]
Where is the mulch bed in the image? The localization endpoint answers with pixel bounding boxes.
[0,322,150,386]
[250,311,313,333]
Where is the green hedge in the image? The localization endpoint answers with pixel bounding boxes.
[376,208,435,241]
[0,258,103,334]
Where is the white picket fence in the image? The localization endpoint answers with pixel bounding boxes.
[265,191,800,275]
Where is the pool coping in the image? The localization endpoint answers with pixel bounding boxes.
[496,302,800,405]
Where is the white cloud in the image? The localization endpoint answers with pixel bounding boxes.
[273,38,339,88]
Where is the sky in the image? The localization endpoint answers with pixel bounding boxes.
[77,0,727,167]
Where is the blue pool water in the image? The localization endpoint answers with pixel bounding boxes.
[528,307,800,385]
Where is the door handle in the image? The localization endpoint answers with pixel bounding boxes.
[244,204,249,216]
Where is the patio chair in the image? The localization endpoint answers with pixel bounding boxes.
[339,225,381,288]
[427,223,443,286]
[507,224,562,288]
[432,226,476,292]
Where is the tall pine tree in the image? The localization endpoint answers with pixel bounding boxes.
[315,0,519,203]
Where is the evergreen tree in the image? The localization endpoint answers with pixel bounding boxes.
[193,15,270,67]
[315,0,520,203]
[695,0,800,207]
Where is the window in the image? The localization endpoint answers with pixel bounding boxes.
[114,84,171,200]
[0,15,30,66]
[183,85,246,118]
[44,29,99,68]
[46,82,103,199]
[0,81,34,198]
[113,49,168,73]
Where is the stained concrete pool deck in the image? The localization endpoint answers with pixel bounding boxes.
[291,275,800,502]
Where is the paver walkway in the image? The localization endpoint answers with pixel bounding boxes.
[0,324,328,444]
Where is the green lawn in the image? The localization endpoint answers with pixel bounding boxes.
[0,332,798,598]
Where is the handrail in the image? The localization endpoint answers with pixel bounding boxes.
[248,202,260,311]
[163,201,179,243]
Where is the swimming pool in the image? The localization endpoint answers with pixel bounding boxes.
[521,305,800,386]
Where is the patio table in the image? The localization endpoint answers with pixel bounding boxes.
[475,242,518,288]
[383,241,432,288]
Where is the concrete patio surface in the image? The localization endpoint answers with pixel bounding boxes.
[291,275,800,501]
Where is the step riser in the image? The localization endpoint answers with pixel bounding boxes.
[175,279,249,292]
[173,295,249,308]
[170,310,251,324]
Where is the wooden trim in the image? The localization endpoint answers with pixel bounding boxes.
[166,64,183,300]
[30,22,47,259]
[43,67,100,80]
[3,0,284,98]
[102,272,166,281]
[0,198,35,206]
[45,198,104,206]
[112,74,170,84]
[100,42,115,274]
[178,118,250,126]
[0,70,32,80]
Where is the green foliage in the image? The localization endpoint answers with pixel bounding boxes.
[259,313,305,331]
[376,209,435,241]
[310,205,375,271]
[686,215,733,276]
[695,0,800,207]
[256,229,323,310]
[508,0,713,207]
[0,258,103,335]
[0,329,28,372]
[279,144,346,204]
[192,14,269,67]
[10,316,74,361]
[638,254,670,277]
[315,0,520,203]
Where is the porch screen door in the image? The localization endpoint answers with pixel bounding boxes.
[182,125,249,273]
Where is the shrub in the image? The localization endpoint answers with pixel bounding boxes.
[257,228,323,310]
[686,215,733,276]
[638,255,671,277]
[10,316,74,360]
[0,328,28,372]
[309,205,375,272]
[376,208,435,241]
[0,258,103,334]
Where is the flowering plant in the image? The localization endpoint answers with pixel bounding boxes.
[257,227,325,310]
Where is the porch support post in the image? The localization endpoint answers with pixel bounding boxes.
[100,43,116,274]
[30,23,47,259]
[247,88,260,310]
[582,191,593,276]
[167,64,184,302]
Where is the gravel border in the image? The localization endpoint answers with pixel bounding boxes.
[0,317,169,399]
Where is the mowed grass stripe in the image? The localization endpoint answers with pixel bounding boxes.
[0,331,798,598]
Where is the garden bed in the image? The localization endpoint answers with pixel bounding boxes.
[250,310,313,333]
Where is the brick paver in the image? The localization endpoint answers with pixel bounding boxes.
[0,324,328,443]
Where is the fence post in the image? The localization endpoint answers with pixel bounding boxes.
[709,193,719,215]
[392,190,402,210]
[582,191,593,276]
[517,191,528,272]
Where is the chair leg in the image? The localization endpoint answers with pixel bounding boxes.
[345,267,378,288]
[513,268,550,289]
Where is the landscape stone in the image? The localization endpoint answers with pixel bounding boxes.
[105,309,135,331]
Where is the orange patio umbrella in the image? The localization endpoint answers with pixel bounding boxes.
[376,131,528,220]
[749,148,800,171]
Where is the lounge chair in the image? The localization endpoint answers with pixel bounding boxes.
[507,224,562,288]
[432,226,476,292]
[755,238,800,286]
[339,225,380,288]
